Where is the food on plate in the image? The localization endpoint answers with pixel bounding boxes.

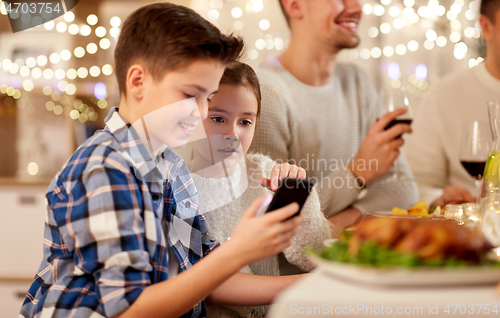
[315,217,495,267]
[429,205,444,216]
[408,201,430,217]
[429,201,471,216]
[392,200,473,218]
[391,207,407,215]
[391,201,431,217]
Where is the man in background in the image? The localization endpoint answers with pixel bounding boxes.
[250,0,419,233]
[405,0,500,206]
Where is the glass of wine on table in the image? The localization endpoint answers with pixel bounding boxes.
[380,86,413,182]
[460,121,492,201]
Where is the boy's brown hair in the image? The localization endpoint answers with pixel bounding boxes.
[115,3,244,97]
[481,0,500,23]
[220,62,261,116]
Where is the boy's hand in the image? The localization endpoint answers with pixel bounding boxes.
[259,163,307,191]
[225,194,304,266]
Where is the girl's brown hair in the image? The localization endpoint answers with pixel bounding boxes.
[219,62,262,116]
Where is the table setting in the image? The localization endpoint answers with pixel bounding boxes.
[269,205,500,318]
[268,101,500,317]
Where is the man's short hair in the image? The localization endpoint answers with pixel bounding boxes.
[115,3,244,97]
[278,0,291,26]
[481,0,500,23]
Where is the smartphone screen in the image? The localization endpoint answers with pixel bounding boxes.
[265,178,314,218]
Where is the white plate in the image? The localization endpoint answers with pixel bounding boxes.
[308,253,500,287]
[366,210,392,215]
[365,210,443,219]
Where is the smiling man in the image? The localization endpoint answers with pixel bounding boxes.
[250,0,419,243]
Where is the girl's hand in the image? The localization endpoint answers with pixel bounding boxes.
[225,194,304,266]
[259,163,307,191]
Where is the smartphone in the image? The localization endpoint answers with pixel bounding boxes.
[265,178,314,218]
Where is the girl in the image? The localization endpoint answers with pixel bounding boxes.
[187,62,332,317]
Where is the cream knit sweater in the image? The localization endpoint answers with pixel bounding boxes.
[191,153,331,318]
[250,58,419,216]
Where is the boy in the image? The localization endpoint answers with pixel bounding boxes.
[20,3,303,318]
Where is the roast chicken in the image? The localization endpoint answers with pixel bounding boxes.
[347,217,492,263]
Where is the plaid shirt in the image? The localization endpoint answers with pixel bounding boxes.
[20,108,218,318]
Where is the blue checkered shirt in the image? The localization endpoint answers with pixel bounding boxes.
[20,108,218,318]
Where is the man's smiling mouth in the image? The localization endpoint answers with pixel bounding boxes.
[337,20,359,32]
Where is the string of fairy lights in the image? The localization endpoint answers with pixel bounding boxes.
[0,2,120,126]
[0,0,486,177]
[361,0,483,93]
[358,0,482,63]
[191,0,483,96]
[191,0,285,62]
[0,0,485,118]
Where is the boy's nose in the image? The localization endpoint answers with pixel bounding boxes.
[193,100,208,120]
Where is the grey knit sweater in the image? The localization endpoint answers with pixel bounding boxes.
[250,59,419,217]
[191,153,331,318]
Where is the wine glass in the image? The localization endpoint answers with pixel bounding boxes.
[459,121,491,201]
[380,86,414,182]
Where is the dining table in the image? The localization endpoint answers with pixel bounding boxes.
[268,267,500,318]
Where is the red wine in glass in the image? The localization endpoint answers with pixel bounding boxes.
[378,87,413,182]
[459,121,491,200]
[460,161,486,180]
[384,119,413,139]
[384,119,413,130]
